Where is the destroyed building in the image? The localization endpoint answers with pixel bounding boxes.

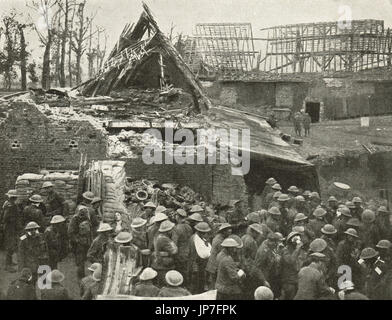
[0,4,317,211]
[188,20,392,122]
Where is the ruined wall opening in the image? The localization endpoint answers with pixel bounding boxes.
[305,102,321,123]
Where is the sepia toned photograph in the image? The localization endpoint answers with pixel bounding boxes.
[0,0,392,303]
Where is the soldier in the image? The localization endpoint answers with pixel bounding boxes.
[44,215,67,270]
[268,191,282,210]
[265,184,282,209]
[303,112,312,137]
[41,182,65,217]
[158,270,191,297]
[91,197,103,221]
[338,280,369,300]
[287,186,300,207]
[18,221,49,283]
[320,225,338,287]
[294,252,335,300]
[241,224,264,262]
[151,220,178,286]
[333,206,352,242]
[280,231,307,300]
[336,228,361,286]
[376,240,392,268]
[360,209,378,248]
[261,178,277,209]
[226,200,247,235]
[131,267,160,297]
[265,207,282,233]
[78,192,100,235]
[41,270,71,300]
[375,206,392,242]
[308,208,327,238]
[276,194,291,235]
[141,202,156,221]
[22,195,45,232]
[215,238,245,300]
[309,192,321,213]
[206,223,232,288]
[293,213,315,247]
[80,263,101,298]
[172,209,193,285]
[326,196,338,224]
[6,268,37,300]
[81,268,102,300]
[293,112,303,137]
[188,222,212,294]
[87,223,114,264]
[147,211,168,251]
[352,197,364,220]
[2,190,23,272]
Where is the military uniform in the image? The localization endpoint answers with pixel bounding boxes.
[41,283,71,300]
[308,218,326,238]
[80,274,95,297]
[294,262,331,300]
[241,233,258,261]
[336,239,361,287]
[22,205,45,232]
[131,282,160,297]
[215,250,242,300]
[188,233,210,294]
[87,234,111,264]
[45,191,65,217]
[206,233,226,277]
[2,200,23,267]
[81,281,100,300]
[359,223,379,249]
[6,277,37,300]
[158,286,191,297]
[172,222,193,283]
[18,233,49,282]
[44,225,66,269]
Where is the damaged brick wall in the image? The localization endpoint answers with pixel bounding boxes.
[0,101,108,205]
[124,158,248,205]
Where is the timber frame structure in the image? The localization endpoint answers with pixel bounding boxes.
[259,19,392,73]
[188,23,257,72]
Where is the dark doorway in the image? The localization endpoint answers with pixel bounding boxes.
[305,102,321,123]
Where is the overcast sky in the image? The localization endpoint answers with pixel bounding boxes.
[2,0,392,62]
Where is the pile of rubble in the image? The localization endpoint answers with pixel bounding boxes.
[15,171,79,202]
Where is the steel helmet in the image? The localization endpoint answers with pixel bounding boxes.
[268,207,281,216]
[352,197,362,204]
[91,197,102,205]
[82,191,95,201]
[292,226,305,233]
[344,228,359,238]
[296,195,305,202]
[310,252,326,260]
[309,238,327,253]
[48,270,65,283]
[188,213,203,222]
[131,217,147,228]
[246,212,261,223]
[155,206,167,214]
[287,231,301,242]
[190,205,204,213]
[294,213,308,222]
[266,178,277,185]
[376,240,392,250]
[29,194,44,203]
[360,247,379,260]
[346,218,361,228]
[278,194,290,202]
[218,223,232,233]
[254,286,274,300]
[42,181,54,189]
[88,263,102,272]
[345,201,355,209]
[362,209,376,223]
[50,215,66,224]
[303,190,311,197]
[25,221,40,230]
[139,267,158,281]
[115,232,133,244]
[313,207,327,218]
[273,191,282,199]
[6,190,18,198]
[321,224,337,235]
[249,223,264,234]
[310,192,320,199]
[288,186,299,193]
[176,209,187,217]
[153,212,169,223]
[165,270,183,287]
[97,223,113,233]
[328,196,337,202]
[159,220,175,233]
[194,222,212,233]
[377,206,390,215]
[272,183,282,191]
[144,201,157,209]
[229,234,244,248]
[339,207,352,218]
[221,238,240,248]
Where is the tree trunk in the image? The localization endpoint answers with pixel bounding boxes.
[60,0,69,87]
[76,49,82,84]
[19,26,27,91]
[42,32,52,89]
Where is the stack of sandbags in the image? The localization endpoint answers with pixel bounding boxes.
[99,161,128,220]
[15,171,79,203]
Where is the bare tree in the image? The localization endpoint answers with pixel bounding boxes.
[28,0,60,89]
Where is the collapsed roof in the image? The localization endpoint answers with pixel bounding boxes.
[78,3,212,112]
